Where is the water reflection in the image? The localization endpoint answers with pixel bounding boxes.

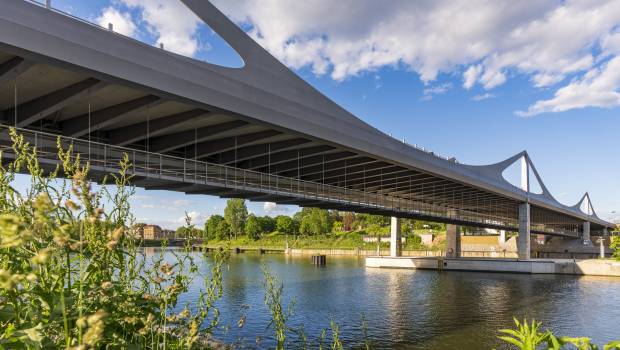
[159,251,620,349]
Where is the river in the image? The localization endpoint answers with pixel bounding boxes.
[160,249,620,349]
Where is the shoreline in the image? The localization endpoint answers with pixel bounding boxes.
[187,244,608,260]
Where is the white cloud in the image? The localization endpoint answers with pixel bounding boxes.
[132,194,154,201]
[602,31,620,57]
[263,202,289,214]
[96,7,136,37]
[422,82,452,100]
[108,0,203,57]
[210,0,620,115]
[463,65,482,90]
[214,1,618,82]
[172,199,193,208]
[479,68,506,90]
[532,73,565,88]
[471,93,495,101]
[93,1,620,116]
[178,211,207,226]
[516,56,620,117]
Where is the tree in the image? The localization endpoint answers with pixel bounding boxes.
[299,208,332,235]
[292,207,311,224]
[245,214,261,240]
[216,220,232,240]
[328,210,342,224]
[413,220,445,231]
[355,213,388,228]
[259,216,276,234]
[332,220,343,232]
[342,212,355,231]
[176,226,189,238]
[205,215,225,240]
[176,226,202,239]
[276,215,296,235]
[402,218,414,235]
[224,198,248,238]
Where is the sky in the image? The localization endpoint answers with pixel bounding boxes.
[17,0,620,229]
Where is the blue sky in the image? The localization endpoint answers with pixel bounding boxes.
[19,0,620,229]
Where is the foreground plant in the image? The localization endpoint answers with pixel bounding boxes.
[262,265,348,350]
[263,265,295,350]
[498,318,620,350]
[0,129,225,349]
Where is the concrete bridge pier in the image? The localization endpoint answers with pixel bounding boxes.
[446,224,461,258]
[518,203,531,260]
[499,230,506,248]
[582,221,591,245]
[601,227,608,258]
[390,217,402,257]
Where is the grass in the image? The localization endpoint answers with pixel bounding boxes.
[207,231,439,251]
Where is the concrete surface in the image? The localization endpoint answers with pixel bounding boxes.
[366,256,620,276]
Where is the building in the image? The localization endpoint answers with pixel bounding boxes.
[142,225,162,240]
[139,225,175,240]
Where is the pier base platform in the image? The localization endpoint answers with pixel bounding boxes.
[365,256,620,276]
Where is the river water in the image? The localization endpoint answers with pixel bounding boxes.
[167,250,620,349]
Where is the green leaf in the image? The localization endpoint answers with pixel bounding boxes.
[498,336,524,348]
[604,341,620,350]
[22,324,44,342]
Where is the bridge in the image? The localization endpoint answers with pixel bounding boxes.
[0,0,613,260]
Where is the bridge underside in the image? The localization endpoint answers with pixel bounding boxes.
[0,124,599,239]
[0,1,611,239]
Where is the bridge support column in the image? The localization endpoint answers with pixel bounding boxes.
[582,222,591,246]
[390,217,402,257]
[518,203,530,260]
[601,227,608,258]
[445,224,461,258]
[499,230,506,248]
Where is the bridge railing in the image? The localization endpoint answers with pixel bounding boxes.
[0,125,574,233]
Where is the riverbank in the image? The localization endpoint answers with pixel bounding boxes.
[199,245,519,258]
[202,231,437,251]
[178,233,612,260]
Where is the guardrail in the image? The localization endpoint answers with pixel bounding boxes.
[0,125,576,236]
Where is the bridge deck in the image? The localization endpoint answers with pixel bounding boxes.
[0,126,585,237]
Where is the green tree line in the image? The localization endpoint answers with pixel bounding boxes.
[196,198,445,241]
